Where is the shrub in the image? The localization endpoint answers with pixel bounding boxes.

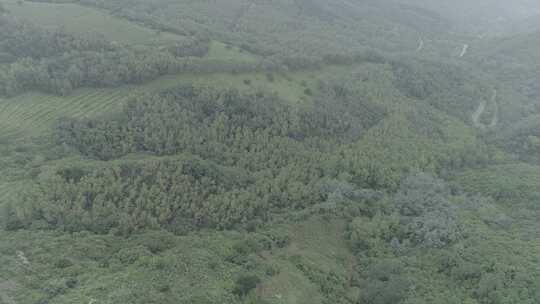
[135,231,176,253]
[358,260,410,304]
[43,279,70,297]
[54,258,74,269]
[360,278,409,304]
[393,172,462,248]
[393,172,449,217]
[233,275,261,297]
[115,246,152,265]
[1,203,25,230]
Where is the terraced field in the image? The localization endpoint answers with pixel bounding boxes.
[0,88,130,140]
[2,0,182,45]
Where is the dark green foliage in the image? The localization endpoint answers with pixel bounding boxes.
[12,85,391,233]
[347,215,398,255]
[14,78,489,237]
[233,275,260,297]
[56,85,383,160]
[115,246,152,265]
[1,203,24,231]
[359,279,409,304]
[54,257,74,269]
[358,260,410,304]
[310,80,387,142]
[134,230,176,253]
[43,279,69,297]
[18,156,259,233]
[167,36,210,58]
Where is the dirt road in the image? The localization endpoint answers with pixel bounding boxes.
[416,38,424,52]
[472,90,498,129]
[459,44,469,57]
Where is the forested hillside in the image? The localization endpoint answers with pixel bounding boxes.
[1,0,540,303]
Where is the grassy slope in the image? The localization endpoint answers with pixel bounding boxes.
[206,41,260,62]
[0,219,353,304]
[258,219,354,304]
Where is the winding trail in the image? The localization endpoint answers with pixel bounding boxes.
[472,90,498,130]
[416,38,424,52]
[15,251,29,267]
[415,36,499,128]
[459,44,469,57]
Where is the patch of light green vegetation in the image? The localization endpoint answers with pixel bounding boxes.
[0,88,130,139]
[149,72,311,103]
[257,222,352,304]
[206,41,259,62]
[147,64,364,104]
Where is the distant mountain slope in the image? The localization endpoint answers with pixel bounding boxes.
[473,30,540,108]
[76,0,453,56]
[401,0,540,35]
